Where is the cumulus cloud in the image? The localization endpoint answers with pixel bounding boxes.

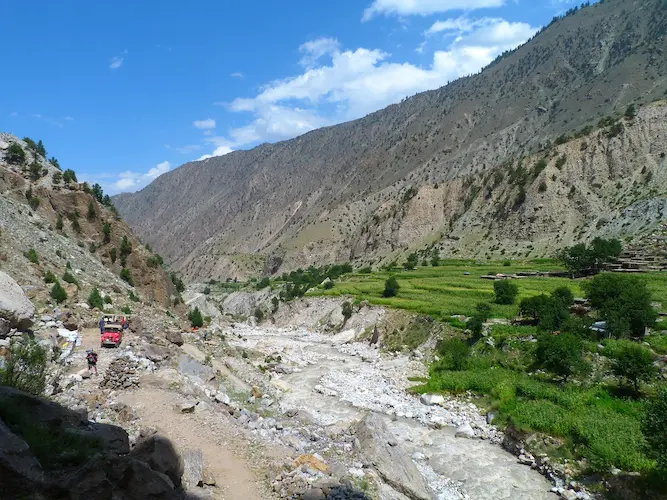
[201,17,536,157]
[100,161,172,194]
[362,0,505,21]
[193,118,216,129]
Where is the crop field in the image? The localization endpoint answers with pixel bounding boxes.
[312,259,667,320]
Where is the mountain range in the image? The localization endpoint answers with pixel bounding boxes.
[114,0,667,281]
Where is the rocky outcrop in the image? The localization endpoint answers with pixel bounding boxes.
[0,271,35,330]
[355,413,431,500]
[0,386,185,500]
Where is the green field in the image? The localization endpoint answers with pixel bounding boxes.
[312,260,667,319]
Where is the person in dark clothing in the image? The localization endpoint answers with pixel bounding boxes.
[99,317,105,334]
[86,349,99,376]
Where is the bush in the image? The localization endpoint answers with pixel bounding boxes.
[109,247,117,264]
[535,333,589,382]
[341,301,353,320]
[128,291,140,302]
[520,287,573,331]
[271,296,280,313]
[188,307,204,328]
[254,307,264,322]
[502,260,511,267]
[103,295,113,304]
[538,181,547,193]
[323,280,334,289]
[403,253,419,270]
[475,302,492,321]
[643,387,667,472]
[256,277,270,290]
[91,183,104,203]
[359,266,373,273]
[467,315,484,337]
[87,287,104,310]
[203,286,211,295]
[71,218,81,233]
[383,276,400,297]
[146,254,163,268]
[25,248,39,264]
[120,306,131,315]
[494,280,518,305]
[55,214,64,230]
[0,339,47,395]
[584,274,657,338]
[6,143,26,165]
[50,281,67,304]
[610,342,656,393]
[87,200,97,221]
[44,270,57,283]
[120,268,134,286]
[170,272,185,293]
[120,236,132,259]
[561,238,621,276]
[555,155,567,170]
[437,338,470,371]
[29,162,42,181]
[102,222,111,244]
[49,157,60,169]
[625,104,637,120]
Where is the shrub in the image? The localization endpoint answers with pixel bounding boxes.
[271,296,280,313]
[494,280,518,305]
[6,143,26,165]
[44,270,57,283]
[203,286,211,295]
[254,307,264,322]
[128,291,140,302]
[87,288,104,310]
[502,260,511,267]
[515,186,526,206]
[49,157,60,169]
[87,200,96,221]
[146,254,163,268]
[256,277,270,290]
[88,242,97,253]
[120,306,131,315]
[643,387,667,473]
[535,333,589,382]
[606,122,623,138]
[62,169,77,183]
[554,134,570,146]
[533,159,548,177]
[555,155,567,170]
[359,266,373,273]
[0,339,47,395]
[50,281,67,304]
[29,162,42,181]
[467,315,484,337]
[383,276,400,297]
[437,338,470,371]
[188,307,204,328]
[71,218,81,233]
[403,253,419,270]
[120,268,134,286]
[25,248,39,264]
[109,247,117,264]
[63,270,79,287]
[55,214,64,230]
[119,236,132,259]
[103,295,113,304]
[341,301,353,320]
[475,303,492,321]
[323,280,334,289]
[611,342,656,393]
[102,222,111,244]
[625,104,637,120]
[538,181,547,193]
[91,183,104,203]
[171,272,185,293]
[584,274,657,338]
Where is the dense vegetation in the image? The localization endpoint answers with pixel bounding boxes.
[313,259,667,483]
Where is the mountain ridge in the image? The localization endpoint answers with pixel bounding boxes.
[115,0,667,281]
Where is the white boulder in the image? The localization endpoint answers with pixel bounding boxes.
[0,272,35,330]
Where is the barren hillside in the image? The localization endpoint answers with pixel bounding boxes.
[115,0,667,280]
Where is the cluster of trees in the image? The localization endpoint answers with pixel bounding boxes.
[277,263,353,301]
[520,286,574,331]
[561,237,622,276]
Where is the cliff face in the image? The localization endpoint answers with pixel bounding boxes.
[114,0,667,280]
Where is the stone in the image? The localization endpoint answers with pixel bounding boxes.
[202,468,216,486]
[182,448,204,488]
[179,403,196,413]
[486,411,497,424]
[251,385,263,398]
[295,454,329,473]
[214,392,231,404]
[144,344,170,363]
[165,330,184,346]
[419,394,445,406]
[271,378,292,392]
[355,413,430,500]
[0,318,9,336]
[0,271,36,330]
[455,422,475,439]
[302,487,326,499]
[130,434,184,487]
[0,418,45,487]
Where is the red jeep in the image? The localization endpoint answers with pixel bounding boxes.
[101,323,123,348]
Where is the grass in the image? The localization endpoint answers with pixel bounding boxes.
[415,365,652,474]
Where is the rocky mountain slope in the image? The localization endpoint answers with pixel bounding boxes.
[115,0,667,281]
[0,133,179,312]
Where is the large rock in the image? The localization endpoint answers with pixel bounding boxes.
[0,271,35,330]
[130,434,184,487]
[165,330,184,346]
[355,413,431,500]
[0,419,45,494]
[181,448,204,488]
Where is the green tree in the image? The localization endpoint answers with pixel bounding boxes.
[383,276,400,297]
[50,281,67,304]
[494,280,518,305]
[341,301,353,320]
[6,143,26,165]
[610,342,656,394]
[52,171,62,184]
[49,157,60,169]
[625,104,637,120]
[170,272,185,293]
[535,333,589,382]
[256,277,270,290]
[120,268,134,286]
[403,253,419,270]
[253,307,264,322]
[87,200,97,221]
[91,183,104,203]
[87,287,104,309]
[43,270,57,284]
[62,169,77,183]
[102,222,111,244]
[188,307,204,328]
[584,274,657,338]
[109,247,117,264]
[36,140,46,158]
[561,243,594,276]
[29,162,42,181]
[120,235,132,259]
[25,248,39,264]
[0,339,47,395]
[271,296,280,314]
[475,303,492,321]
[437,338,471,371]
[55,214,64,230]
[643,387,667,473]
[467,315,484,337]
[62,270,78,286]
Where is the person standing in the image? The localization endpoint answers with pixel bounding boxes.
[86,349,99,376]
[99,317,105,335]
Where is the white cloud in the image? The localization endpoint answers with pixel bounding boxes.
[109,56,124,70]
[165,143,202,154]
[362,0,505,21]
[193,118,216,129]
[99,161,172,194]
[299,37,340,67]
[231,72,245,78]
[204,18,535,154]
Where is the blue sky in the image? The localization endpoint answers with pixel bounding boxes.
[0,0,585,194]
